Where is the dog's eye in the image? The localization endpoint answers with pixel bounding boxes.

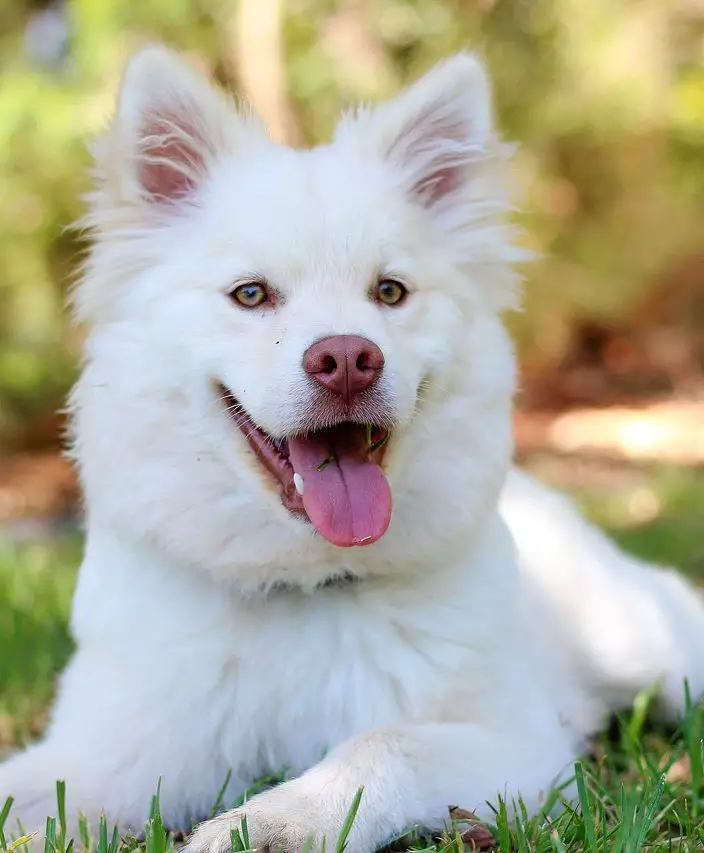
[374,279,408,307]
[230,282,269,308]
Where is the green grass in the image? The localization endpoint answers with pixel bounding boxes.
[0,537,78,751]
[0,461,703,851]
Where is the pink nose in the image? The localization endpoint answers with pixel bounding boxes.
[303,335,385,403]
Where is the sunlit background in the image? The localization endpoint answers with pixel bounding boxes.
[0,0,703,746]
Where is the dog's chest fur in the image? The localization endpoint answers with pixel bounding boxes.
[182,575,495,783]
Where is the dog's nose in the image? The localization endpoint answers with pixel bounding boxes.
[303,335,384,403]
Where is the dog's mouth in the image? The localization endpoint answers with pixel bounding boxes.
[220,387,392,548]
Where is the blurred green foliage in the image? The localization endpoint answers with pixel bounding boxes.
[0,0,703,445]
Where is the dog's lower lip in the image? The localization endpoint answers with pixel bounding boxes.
[219,385,301,508]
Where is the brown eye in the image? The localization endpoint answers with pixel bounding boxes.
[230,281,269,308]
[374,278,407,306]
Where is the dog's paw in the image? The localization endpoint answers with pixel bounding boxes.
[184,784,356,853]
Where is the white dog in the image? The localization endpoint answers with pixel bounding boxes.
[1,46,703,853]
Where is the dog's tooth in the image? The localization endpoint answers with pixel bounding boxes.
[293,472,305,496]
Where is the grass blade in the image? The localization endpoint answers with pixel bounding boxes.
[55,782,67,853]
[0,797,14,851]
[43,817,56,853]
[334,787,363,853]
[208,770,233,819]
[574,762,598,853]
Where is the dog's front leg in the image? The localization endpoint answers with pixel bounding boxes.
[185,722,577,853]
[0,644,240,846]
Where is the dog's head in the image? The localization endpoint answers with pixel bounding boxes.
[71,46,525,590]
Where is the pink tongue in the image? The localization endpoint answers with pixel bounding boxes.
[287,426,392,548]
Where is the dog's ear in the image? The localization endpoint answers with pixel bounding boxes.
[93,45,263,210]
[335,53,524,310]
[336,52,497,215]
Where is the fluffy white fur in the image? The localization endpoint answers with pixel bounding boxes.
[1,46,703,853]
